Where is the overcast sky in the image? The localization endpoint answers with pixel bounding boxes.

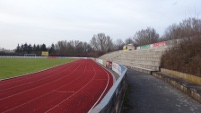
[0,0,200,50]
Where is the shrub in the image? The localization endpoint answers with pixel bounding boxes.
[161,37,201,77]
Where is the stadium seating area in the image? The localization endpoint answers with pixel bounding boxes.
[100,45,172,73]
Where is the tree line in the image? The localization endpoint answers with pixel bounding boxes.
[16,43,49,55]
[7,17,199,57]
[161,17,201,77]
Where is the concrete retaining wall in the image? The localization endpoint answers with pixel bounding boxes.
[161,68,201,86]
[152,72,201,103]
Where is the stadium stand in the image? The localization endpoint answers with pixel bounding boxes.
[99,45,173,74]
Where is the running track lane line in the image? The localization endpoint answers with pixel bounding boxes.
[2,65,87,113]
[0,59,111,112]
[0,59,79,90]
[0,59,77,83]
[0,62,82,101]
[87,63,111,113]
[0,62,77,92]
[0,62,80,101]
[44,61,98,113]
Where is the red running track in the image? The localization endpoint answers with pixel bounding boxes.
[0,59,113,113]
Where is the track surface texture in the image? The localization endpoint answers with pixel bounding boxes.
[0,59,113,113]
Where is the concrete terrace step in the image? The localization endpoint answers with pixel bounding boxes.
[126,65,157,75]
[99,45,172,75]
[114,59,160,67]
[116,57,161,62]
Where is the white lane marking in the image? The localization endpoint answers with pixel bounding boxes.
[45,60,97,113]
[0,61,82,101]
[87,61,112,113]
[2,63,87,113]
[0,63,75,92]
[0,60,77,85]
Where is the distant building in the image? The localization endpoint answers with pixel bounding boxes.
[123,44,135,51]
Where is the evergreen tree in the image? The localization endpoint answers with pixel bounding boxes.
[20,44,24,54]
[24,43,28,53]
[27,44,32,53]
[33,44,36,53]
[49,44,55,54]
[40,44,47,51]
[36,44,40,52]
[16,44,21,53]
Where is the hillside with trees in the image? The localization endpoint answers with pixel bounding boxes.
[161,18,201,77]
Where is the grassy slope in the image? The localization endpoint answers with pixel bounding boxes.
[0,58,76,79]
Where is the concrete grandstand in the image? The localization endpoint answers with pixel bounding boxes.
[99,40,177,74]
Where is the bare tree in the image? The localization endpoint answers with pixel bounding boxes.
[162,24,179,40]
[134,27,159,46]
[82,42,93,54]
[162,17,201,40]
[55,40,68,55]
[161,17,201,77]
[124,38,134,45]
[90,33,113,52]
[114,39,124,50]
[55,40,93,56]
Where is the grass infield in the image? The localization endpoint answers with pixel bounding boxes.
[0,58,76,79]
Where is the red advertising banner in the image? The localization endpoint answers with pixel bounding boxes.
[152,41,166,47]
[106,61,112,69]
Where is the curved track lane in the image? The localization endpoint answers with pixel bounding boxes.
[0,59,113,113]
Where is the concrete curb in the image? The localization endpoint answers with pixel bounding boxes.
[126,66,153,75]
[152,72,201,103]
[161,68,201,86]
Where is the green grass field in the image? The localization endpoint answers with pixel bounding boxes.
[0,58,76,79]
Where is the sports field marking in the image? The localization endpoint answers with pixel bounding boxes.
[2,63,86,113]
[0,59,114,113]
[0,61,76,92]
[1,60,75,83]
[88,65,111,113]
[46,61,113,113]
[0,61,82,101]
[0,58,75,79]
[44,62,96,113]
[53,91,75,93]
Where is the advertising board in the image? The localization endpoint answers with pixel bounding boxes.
[112,62,121,75]
[151,41,166,47]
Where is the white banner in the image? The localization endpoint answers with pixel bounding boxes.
[96,58,103,65]
[112,62,121,75]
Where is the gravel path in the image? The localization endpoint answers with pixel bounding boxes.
[125,69,201,113]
